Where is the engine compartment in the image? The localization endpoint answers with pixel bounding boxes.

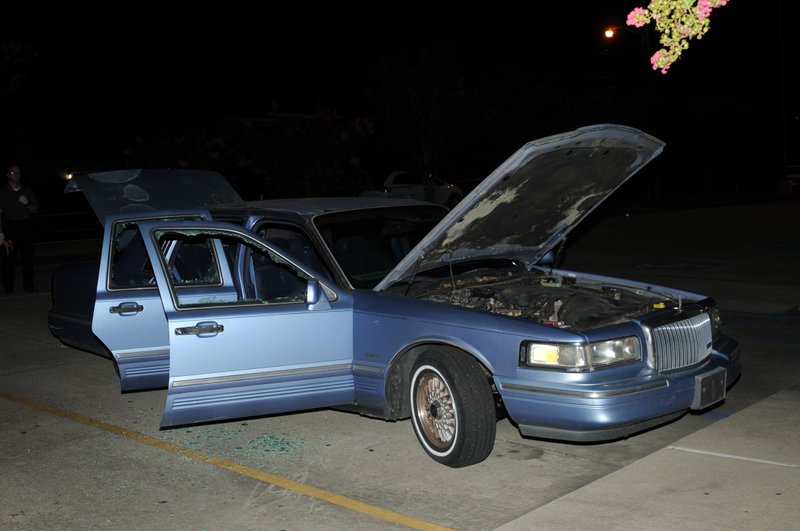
[395,266,674,331]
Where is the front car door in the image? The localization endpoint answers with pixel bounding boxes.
[136,220,355,427]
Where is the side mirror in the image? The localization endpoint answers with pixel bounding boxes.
[306,279,321,305]
[306,279,333,310]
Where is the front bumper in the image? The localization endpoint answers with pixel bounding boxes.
[499,336,741,443]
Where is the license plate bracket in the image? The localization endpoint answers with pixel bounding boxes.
[691,366,727,410]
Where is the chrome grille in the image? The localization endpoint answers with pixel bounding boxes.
[649,313,713,372]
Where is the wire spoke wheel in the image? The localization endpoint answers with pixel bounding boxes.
[414,370,457,450]
[409,347,496,468]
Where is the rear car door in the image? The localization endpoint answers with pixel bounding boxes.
[70,167,244,391]
[92,211,211,391]
[136,220,355,428]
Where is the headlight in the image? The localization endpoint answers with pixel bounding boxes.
[522,337,641,371]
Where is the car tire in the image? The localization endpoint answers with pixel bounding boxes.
[409,348,496,467]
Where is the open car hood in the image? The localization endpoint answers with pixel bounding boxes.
[66,168,243,222]
[375,124,664,291]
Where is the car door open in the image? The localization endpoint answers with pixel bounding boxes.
[91,211,212,391]
[136,220,356,428]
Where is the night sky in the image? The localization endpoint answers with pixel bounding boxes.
[1,1,797,211]
[7,3,644,113]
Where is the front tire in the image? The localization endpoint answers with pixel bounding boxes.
[410,348,496,467]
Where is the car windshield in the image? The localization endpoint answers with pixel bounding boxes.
[314,205,447,288]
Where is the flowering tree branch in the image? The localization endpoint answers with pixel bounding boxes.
[628,0,730,73]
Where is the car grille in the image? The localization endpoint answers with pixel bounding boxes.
[649,312,713,372]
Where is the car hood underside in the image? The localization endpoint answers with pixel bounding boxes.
[376,124,664,291]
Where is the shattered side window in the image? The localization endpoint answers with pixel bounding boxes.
[108,215,208,290]
[154,231,235,309]
[152,228,310,308]
[242,241,310,305]
[109,222,154,289]
[167,236,221,286]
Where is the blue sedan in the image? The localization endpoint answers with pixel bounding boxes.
[49,124,740,467]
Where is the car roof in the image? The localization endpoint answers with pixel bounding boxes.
[213,196,444,220]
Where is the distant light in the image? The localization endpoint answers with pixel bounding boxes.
[604,29,615,39]
[65,173,73,181]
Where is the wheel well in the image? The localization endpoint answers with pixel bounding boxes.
[385,343,492,419]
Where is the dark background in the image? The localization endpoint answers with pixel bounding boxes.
[1,1,797,229]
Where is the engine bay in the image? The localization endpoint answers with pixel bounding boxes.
[395,266,675,331]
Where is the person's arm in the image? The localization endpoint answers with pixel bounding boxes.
[26,187,38,215]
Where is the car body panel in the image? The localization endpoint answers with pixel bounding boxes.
[48,261,106,356]
[350,277,740,435]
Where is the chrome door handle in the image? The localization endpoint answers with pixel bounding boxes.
[110,302,144,314]
[175,322,224,336]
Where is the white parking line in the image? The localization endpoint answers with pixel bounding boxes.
[668,446,800,468]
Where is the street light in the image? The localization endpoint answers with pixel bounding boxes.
[603,25,650,57]
[601,22,658,199]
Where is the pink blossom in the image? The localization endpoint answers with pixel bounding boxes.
[650,50,670,74]
[696,0,713,20]
[627,7,648,27]
[629,0,731,74]
[650,50,662,69]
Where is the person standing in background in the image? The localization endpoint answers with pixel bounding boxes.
[0,165,39,294]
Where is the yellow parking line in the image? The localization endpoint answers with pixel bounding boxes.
[0,390,452,531]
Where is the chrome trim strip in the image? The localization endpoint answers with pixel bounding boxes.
[353,363,385,375]
[501,379,668,399]
[115,347,170,360]
[171,363,353,388]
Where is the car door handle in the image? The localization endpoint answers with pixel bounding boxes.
[175,322,225,337]
[109,302,144,314]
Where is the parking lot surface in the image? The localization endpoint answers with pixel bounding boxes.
[2,199,799,530]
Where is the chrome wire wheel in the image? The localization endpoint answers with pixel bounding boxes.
[409,348,496,467]
[413,368,457,451]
